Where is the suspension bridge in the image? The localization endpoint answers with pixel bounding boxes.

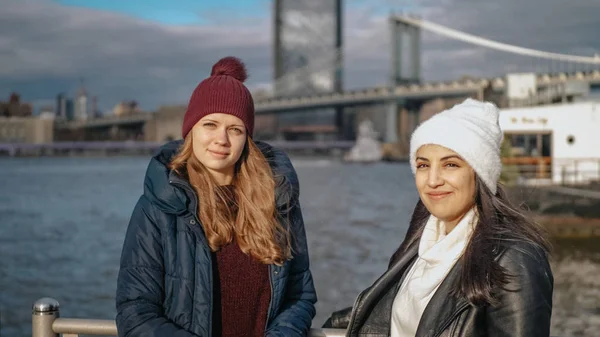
[262,14,600,109]
[51,8,600,145]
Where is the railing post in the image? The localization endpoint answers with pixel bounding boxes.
[32,298,59,337]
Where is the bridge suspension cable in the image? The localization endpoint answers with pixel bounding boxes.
[392,15,600,65]
[271,9,600,98]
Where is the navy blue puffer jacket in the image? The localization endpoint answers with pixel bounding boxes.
[116,140,317,337]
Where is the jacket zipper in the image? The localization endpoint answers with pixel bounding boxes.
[264,264,274,333]
[170,179,214,337]
[264,201,292,333]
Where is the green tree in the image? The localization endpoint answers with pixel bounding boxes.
[500,138,520,186]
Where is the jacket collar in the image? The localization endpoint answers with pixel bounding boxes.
[415,259,470,337]
[388,236,470,337]
[389,212,473,337]
[348,240,420,335]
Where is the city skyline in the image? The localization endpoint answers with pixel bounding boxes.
[1,0,599,113]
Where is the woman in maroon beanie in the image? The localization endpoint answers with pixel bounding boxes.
[115,56,317,337]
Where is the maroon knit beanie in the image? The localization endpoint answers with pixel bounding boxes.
[181,56,255,138]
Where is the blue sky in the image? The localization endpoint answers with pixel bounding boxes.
[54,0,269,24]
[52,0,407,25]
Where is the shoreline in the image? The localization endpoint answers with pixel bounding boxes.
[506,184,600,238]
[533,213,600,238]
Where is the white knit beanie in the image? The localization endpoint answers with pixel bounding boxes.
[409,98,503,194]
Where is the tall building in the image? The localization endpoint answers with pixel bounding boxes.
[74,82,88,120]
[56,93,67,120]
[65,99,74,121]
[273,0,342,96]
[91,96,98,118]
[272,0,348,140]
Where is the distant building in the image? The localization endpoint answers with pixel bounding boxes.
[112,100,141,116]
[39,105,55,120]
[143,105,185,142]
[65,98,74,121]
[0,93,33,117]
[56,93,67,120]
[88,96,101,118]
[74,83,88,120]
[0,117,54,143]
[272,0,345,141]
[499,101,600,185]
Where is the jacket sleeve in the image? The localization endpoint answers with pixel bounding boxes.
[266,199,318,337]
[321,306,353,329]
[115,195,198,337]
[486,245,554,337]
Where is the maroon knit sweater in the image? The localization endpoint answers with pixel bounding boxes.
[210,186,272,337]
[211,241,271,337]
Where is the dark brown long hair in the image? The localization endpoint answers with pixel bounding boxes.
[393,177,551,306]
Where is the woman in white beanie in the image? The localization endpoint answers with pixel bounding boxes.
[323,98,553,337]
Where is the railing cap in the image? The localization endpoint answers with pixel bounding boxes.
[33,297,60,313]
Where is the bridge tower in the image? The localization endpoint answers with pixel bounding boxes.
[272,0,347,140]
[389,14,421,85]
[74,78,89,121]
[386,14,422,143]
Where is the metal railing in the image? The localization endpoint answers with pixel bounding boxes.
[507,82,570,108]
[502,157,600,186]
[32,298,346,337]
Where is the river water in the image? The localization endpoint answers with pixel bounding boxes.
[0,156,598,336]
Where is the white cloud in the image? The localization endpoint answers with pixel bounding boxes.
[0,0,271,110]
[0,0,598,112]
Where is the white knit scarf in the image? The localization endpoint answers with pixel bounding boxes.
[390,207,478,337]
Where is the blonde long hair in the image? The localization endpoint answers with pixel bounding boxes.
[168,135,291,265]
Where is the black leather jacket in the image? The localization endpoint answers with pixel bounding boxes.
[323,231,554,337]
